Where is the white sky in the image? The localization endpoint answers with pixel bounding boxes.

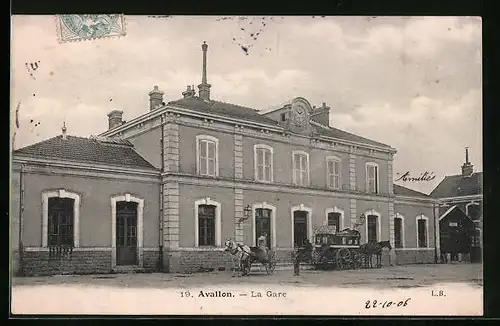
[10,15,482,194]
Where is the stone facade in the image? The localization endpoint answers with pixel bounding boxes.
[10,72,442,275]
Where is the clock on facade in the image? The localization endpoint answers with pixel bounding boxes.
[292,104,308,126]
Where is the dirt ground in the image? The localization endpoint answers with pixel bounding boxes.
[10,263,483,315]
[12,263,483,289]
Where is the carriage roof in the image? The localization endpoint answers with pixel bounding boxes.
[314,226,360,237]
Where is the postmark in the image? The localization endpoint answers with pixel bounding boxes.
[55,14,126,43]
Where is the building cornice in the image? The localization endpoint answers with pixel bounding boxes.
[161,172,396,202]
[394,195,437,205]
[99,104,396,156]
[310,121,397,154]
[438,194,483,203]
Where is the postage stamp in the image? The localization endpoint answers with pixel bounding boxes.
[55,14,126,43]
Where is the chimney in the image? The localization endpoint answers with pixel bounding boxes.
[61,121,67,140]
[182,85,196,98]
[107,110,123,130]
[461,147,474,177]
[148,85,165,111]
[197,41,212,101]
[311,102,331,126]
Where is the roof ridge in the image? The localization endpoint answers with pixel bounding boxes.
[312,122,392,149]
[212,99,258,111]
[394,183,431,197]
[89,135,133,147]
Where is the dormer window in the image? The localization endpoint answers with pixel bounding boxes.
[280,113,287,122]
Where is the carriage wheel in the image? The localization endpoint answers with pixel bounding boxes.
[265,250,276,275]
[336,248,352,270]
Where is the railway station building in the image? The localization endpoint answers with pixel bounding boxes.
[11,43,440,276]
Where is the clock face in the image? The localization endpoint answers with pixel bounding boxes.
[293,104,308,126]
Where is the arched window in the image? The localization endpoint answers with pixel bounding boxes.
[252,202,276,248]
[254,144,274,182]
[194,197,222,247]
[394,213,405,248]
[196,135,219,177]
[325,206,344,233]
[42,189,81,248]
[416,214,429,248]
[291,204,312,247]
[364,209,381,243]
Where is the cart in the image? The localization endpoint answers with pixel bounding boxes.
[311,227,362,270]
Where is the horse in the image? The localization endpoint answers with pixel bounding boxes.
[359,240,392,268]
[224,238,252,277]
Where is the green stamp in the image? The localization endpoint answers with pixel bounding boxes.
[56,14,126,43]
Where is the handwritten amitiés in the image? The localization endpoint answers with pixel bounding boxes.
[395,171,436,182]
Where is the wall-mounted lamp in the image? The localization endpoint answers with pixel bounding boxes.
[238,205,252,223]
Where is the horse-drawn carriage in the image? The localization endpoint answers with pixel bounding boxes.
[311,226,363,270]
[224,239,276,276]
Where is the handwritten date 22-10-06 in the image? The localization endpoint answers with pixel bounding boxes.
[365,298,411,309]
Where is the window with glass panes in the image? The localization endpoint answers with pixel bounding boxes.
[198,204,216,246]
[327,159,340,189]
[293,152,309,186]
[198,139,217,176]
[47,197,74,246]
[255,147,272,182]
[327,212,341,232]
[366,164,379,193]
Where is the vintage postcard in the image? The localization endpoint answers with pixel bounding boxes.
[10,15,482,316]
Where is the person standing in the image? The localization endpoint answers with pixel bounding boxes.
[258,232,268,249]
[292,247,300,276]
[257,232,268,260]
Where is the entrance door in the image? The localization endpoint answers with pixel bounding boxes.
[255,208,271,249]
[116,201,138,266]
[293,211,308,247]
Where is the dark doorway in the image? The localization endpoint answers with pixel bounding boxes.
[294,210,308,247]
[439,206,474,263]
[367,215,378,243]
[116,201,138,266]
[255,208,271,248]
[394,217,403,248]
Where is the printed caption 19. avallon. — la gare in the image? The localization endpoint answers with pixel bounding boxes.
[180,290,287,298]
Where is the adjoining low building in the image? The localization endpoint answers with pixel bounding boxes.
[430,148,483,263]
[11,42,441,276]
